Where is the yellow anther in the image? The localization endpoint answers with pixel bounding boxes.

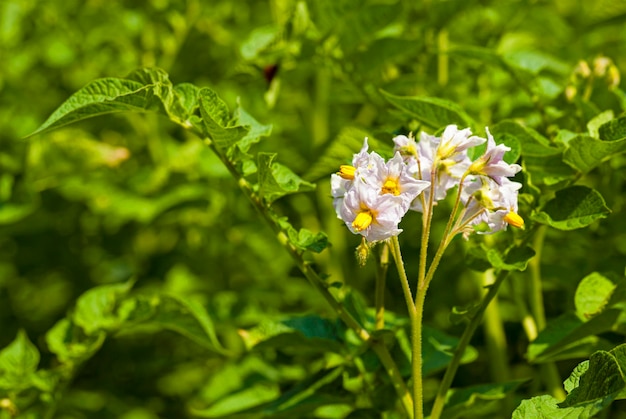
[381,177,401,195]
[339,165,356,180]
[352,210,374,232]
[504,211,524,229]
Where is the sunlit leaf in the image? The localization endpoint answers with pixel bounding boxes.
[257,152,315,203]
[442,380,527,419]
[575,273,617,320]
[381,91,475,130]
[531,186,610,230]
[74,280,134,335]
[198,87,249,150]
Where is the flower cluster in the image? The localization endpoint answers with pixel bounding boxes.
[331,139,430,242]
[332,125,524,242]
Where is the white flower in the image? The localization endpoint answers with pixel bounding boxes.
[460,176,523,236]
[332,138,430,241]
[467,128,521,184]
[373,152,430,211]
[398,125,485,213]
[339,181,406,242]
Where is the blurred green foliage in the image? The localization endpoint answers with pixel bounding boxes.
[2,0,626,418]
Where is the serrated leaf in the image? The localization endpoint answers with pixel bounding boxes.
[531,186,610,230]
[563,134,626,174]
[74,280,134,335]
[575,273,616,320]
[381,90,475,130]
[257,153,315,203]
[198,87,249,150]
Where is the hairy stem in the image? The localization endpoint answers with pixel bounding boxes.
[199,133,414,416]
[389,236,420,419]
[375,243,390,330]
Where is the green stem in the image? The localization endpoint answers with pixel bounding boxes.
[375,243,390,330]
[480,269,513,413]
[430,269,510,419]
[437,29,449,87]
[389,236,420,419]
[529,225,565,400]
[198,133,414,416]
[529,225,547,330]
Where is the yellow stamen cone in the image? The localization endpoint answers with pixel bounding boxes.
[352,210,374,232]
[504,211,524,229]
[339,165,356,180]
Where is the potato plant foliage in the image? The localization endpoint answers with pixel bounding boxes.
[1,1,626,418]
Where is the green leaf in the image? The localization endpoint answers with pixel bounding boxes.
[240,316,344,354]
[485,245,536,271]
[277,217,328,253]
[173,82,201,121]
[599,115,626,142]
[29,68,188,137]
[118,293,227,355]
[531,186,611,230]
[587,110,614,139]
[513,394,609,419]
[442,380,527,419]
[192,382,281,418]
[502,50,569,76]
[523,154,577,187]
[490,120,561,157]
[45,318,106,364]
[563,134,626,174]
[198,87,249,150]
[249,367,347,417]
[527,311,620,363]
[74,280,134,335]
[0,330,39,376]
[422,327,478,376]
[305,126,380,181]
[575,273,617,320]
[257,152,315,203]
[381,90,475,130]
[235,105,273,152]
